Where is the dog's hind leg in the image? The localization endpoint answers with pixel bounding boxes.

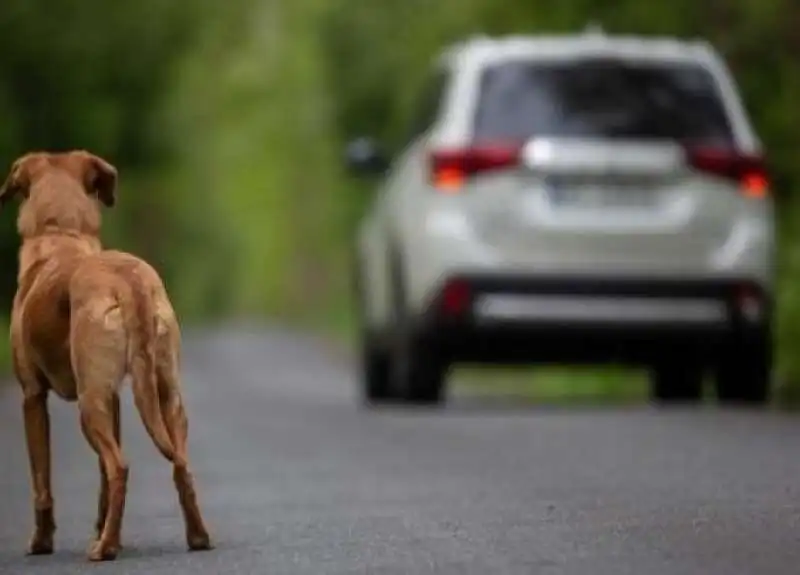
[72,308,128,562]
[93,394,120,542]
[79,391,127,562]
[157,339,213,552]
[14,348,56,556]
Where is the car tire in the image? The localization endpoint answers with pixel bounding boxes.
[353,253,397,405]
[359,336,396,405]
[387,247,447,406]
[394,341,447,405]
[649,363,704,404]
[713,332,772,406]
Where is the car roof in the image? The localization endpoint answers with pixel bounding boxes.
[438,26,718,69]
[428,26,760,152]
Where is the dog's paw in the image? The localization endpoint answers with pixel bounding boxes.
[187,532,214,552]
[94,530,124,551]
[26,534,54,556]
[93,537,124,553]
[87,540,119,562]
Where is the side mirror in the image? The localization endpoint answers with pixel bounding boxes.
[344,137,389,176]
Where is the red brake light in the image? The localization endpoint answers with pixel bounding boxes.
[430,143,521,193]
[440,278,471,316]
[685,147,770,198]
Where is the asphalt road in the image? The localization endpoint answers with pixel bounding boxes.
[1,328,800,575]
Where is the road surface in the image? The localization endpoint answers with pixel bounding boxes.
[0,328,799,575]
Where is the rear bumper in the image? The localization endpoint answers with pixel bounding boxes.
[416,275,771,366]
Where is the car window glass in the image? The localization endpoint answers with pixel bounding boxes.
[473,58,735,147]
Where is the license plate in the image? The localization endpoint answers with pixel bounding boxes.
[545,181,658,210]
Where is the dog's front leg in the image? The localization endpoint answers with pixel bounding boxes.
[13,342,56,555]
[22,390,55,555]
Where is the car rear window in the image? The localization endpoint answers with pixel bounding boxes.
[473,58,736,146]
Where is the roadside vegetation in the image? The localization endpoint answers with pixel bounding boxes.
[1,0,799,403]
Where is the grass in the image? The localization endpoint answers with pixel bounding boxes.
[453,366,648,404]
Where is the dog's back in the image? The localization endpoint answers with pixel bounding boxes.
[70,250,179,461]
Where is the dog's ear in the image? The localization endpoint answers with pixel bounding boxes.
[0,155,33,209]
[76,151,118,207]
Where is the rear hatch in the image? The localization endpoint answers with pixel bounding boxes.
[437,54,767,273]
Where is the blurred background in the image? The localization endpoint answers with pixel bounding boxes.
[0,0,798,404]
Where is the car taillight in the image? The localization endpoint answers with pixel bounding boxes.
[439,278,472,316]
[736,284,765,323]
[429,144,521,193]
[685,147,770,199]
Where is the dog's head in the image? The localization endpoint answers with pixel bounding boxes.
[0,150,118,210]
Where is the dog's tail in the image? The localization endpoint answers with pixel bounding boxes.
[126,273,175,463]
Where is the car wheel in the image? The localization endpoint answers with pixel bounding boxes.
[387,248,447,406]
[359,336,396,404]
[649,363,704,404]
[353,254,397,405]
[400,347,447,405]
[713,334,771,406]
[394,340,447,405]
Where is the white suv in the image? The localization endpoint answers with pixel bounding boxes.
[345,28,775,407]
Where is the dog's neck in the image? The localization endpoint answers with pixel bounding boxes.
[16,232,103,298]
[18,209,102,242]
[13,174,105,298]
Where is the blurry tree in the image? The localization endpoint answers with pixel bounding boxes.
[3,0,800,400]
[0,0,212,310]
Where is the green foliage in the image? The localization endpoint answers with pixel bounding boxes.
[0,0,215,315]
[2,0,800,401]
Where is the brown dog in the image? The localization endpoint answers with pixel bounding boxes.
[1,151,212,561]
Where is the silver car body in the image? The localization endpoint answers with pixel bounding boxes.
[356,31,774,334]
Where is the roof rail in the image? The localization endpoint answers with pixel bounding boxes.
[447,33,492,50]
[691,38,713,50]
[438,34,491,63]
[583,21,605,36]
